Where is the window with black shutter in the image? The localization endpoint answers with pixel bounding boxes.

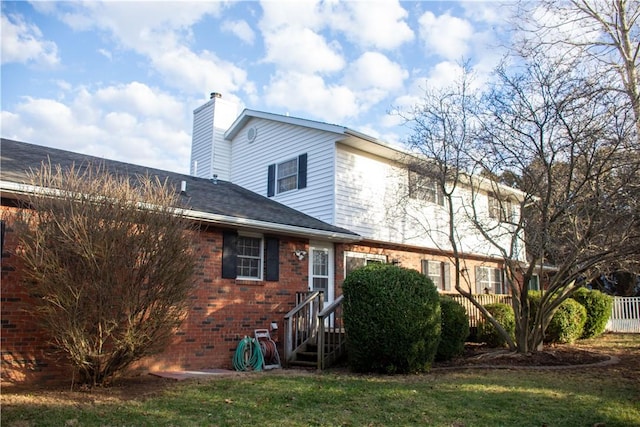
[267,153,307,196]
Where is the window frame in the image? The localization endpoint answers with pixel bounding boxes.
[408,169,444,206]
[488,192,515,223]
[528,274,540,291]
[276,157,299,194]
[344,251,387,276]
[236,234,264,280]
[421,260,451,291]
[475,266,505,294]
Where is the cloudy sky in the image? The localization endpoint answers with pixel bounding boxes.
[1,1,513,174]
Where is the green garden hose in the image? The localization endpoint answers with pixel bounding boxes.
[233,336,264,371]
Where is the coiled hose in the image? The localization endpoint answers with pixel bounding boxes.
[233,336,264,371]
[259,339,278,363]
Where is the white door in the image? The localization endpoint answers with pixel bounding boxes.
[309,242,334,304]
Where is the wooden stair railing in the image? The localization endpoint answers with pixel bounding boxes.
[283,291,323,367]
[317,295,346,370]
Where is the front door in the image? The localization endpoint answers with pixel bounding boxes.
[309,242,334,304]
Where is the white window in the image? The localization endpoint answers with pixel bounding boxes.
[422,260,451,291]
[408,169,444,206]
[312,249,329,296]
[344,251,387,276]
[475,266,505,294]
[277,158,298,194]
[488,193,514,222]
[237,235,263,280]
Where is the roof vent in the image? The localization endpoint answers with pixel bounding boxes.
[180,180,187,193]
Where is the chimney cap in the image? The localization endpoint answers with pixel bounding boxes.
[210,92,222,99]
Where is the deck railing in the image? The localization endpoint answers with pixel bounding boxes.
[283,291,323,366]
[317,295,346,370]
[443,293,512,328]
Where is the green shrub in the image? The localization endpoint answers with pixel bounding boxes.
[571,288,613,339]
[342,263,441,374]
[546,298,587,344]
[477,303,515,348]
[436,297,470,361]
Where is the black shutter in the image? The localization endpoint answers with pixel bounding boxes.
[267,164,276,197]
[222,230,238,279]
[421,259,428,275]
[475,266,483,294]
[443,262,451,291]
[265,237,279,281]
[298,153,307,189]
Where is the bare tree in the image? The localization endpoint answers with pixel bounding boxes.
[478,51,639,351]
[398,65,519,349]
[403,52,639,353]
[514,0,640,139]
[16,162,196,386]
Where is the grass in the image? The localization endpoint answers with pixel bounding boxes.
[2,333,639,427]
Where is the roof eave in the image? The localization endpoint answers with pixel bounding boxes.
[0,180,361,243]
[224,109,346,140]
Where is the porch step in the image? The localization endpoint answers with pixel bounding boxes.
[288,359,318,368]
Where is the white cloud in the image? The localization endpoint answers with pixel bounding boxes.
[344,52,407,92]
[264,72,359,123]
[221,19,255,44]
[151,46,249,95]
[462,1,514,25]
[329,1,414,50]
[1,13,59,66]
[342,52,408,111]
[258,1,326,33]
[426,61,467,89]
[1,83,192,173]
[418,12,474,60]
[98,48,112,61]
[262,26,344,74]
[36,1,242,96]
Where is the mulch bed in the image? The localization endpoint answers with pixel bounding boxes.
[434,343,610,369]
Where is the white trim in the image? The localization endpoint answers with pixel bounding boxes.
[225,109,346,140]
[0,180,361,243]
[309,241,334,303]
[236,233,264,281]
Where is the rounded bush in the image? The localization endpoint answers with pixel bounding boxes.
[546,298,587,344]
[342,263,441,374]
[477,303,515,348]
[571,288,613,339]
[436,297,470,361]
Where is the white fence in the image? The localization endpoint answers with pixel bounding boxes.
[606,297,640,333]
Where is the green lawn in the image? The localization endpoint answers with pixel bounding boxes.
[3,334,639,427]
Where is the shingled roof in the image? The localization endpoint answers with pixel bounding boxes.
[0,138,360,242]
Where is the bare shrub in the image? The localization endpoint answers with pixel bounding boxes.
[16,162,196,386]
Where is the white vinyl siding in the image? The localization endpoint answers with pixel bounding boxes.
[190,97,239,180]
[335,144,450,248]
[229,118,338,224]
[335,144,404,241]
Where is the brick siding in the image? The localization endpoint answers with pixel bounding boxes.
[0,205,313,383]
